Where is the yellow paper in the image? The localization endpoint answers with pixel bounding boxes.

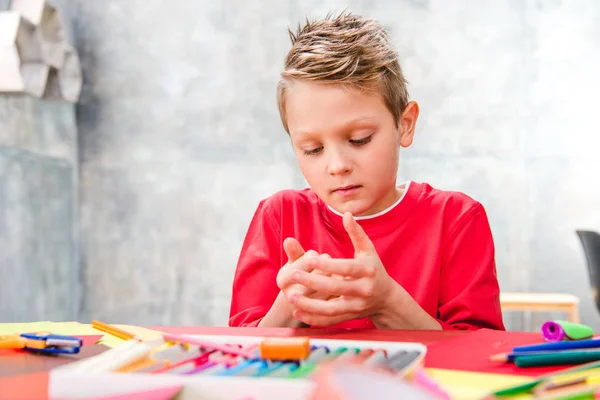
[0,321,55,335]
[426,368,534,400]
[0,321,165,348]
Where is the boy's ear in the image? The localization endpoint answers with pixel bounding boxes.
[399,101,419,148]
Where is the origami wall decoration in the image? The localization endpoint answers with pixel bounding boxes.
[0,0,81,102]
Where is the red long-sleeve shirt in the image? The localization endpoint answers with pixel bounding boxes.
[229,181,505,331]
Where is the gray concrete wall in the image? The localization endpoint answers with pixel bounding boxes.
[2,1,599,330]
[0,94,79,322]
[0,0,79,322]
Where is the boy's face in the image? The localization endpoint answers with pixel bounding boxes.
[285,81,418,217]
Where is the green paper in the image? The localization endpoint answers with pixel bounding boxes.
[557,320,595,340]
[492,380,539,397]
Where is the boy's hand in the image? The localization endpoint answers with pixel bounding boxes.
[286,212,400,327]
[277,238,333,302]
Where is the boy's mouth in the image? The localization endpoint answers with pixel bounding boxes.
[332,185,361,196]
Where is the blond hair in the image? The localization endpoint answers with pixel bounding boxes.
[277,11,409,133]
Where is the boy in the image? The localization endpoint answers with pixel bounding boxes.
[229,12,504,330]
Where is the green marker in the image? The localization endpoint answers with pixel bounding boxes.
[288,347,350,379]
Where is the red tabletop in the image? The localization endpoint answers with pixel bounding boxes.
[0,326,567,399]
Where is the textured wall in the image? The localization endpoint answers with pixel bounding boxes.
[53,1,600,329]
[0,0,79,323]
[396,1,600,329]
[0,94,79,322]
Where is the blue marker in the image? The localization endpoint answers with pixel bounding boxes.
[263,362,300,377]
[252,361,285,377]
[215,360,266,377]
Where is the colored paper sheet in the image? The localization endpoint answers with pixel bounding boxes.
[0,371,49,400]
[79,336,104,346]
[425,328,570,377]
[0,344,109,378]
[0,321,101,337]
[0,322,164,348]
[426,368,534,400]
[0,321,56,335]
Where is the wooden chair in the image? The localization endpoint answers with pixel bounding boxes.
[500,292,580,324]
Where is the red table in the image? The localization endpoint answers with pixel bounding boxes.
[0,326,560,400]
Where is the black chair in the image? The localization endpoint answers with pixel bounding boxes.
[576,230,600,314]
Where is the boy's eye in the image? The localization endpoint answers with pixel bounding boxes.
[303,146,323,156]
[349,134,373,146]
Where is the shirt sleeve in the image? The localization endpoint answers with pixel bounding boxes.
[437,203,505,331]
[229,199,282,327]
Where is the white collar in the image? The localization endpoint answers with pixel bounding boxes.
[327,181,411,220]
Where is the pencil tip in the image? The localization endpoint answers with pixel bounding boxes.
[489,353,507,362]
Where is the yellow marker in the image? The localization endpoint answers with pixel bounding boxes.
[260,337,311,361]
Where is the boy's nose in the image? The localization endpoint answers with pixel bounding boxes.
[327,149,352,176]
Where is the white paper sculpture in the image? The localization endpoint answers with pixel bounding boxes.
[0,0,82,102]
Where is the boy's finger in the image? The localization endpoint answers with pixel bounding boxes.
[283,237,305,263]
[292,295,359,317]
[342,213,376,254]
[278,248,321,289]
[309,257,373,278]
[291,270,368,297]
[293,307,355,328]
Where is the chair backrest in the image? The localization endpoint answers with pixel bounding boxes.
[576,230,600,312]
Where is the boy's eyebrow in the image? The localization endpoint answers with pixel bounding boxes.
[345,116,377,127]
[294,116,377,137]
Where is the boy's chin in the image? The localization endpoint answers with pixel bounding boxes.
[329,200,373,217]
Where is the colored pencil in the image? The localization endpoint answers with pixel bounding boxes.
[492,349,600,363]
[484,361,600,398]
[514,351,600,368]
[92,320,138,341]
[513,339,600,353]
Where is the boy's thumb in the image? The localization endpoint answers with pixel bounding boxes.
[283,237,305,263]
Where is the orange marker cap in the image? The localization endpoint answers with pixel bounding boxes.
[259,337,311,361]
